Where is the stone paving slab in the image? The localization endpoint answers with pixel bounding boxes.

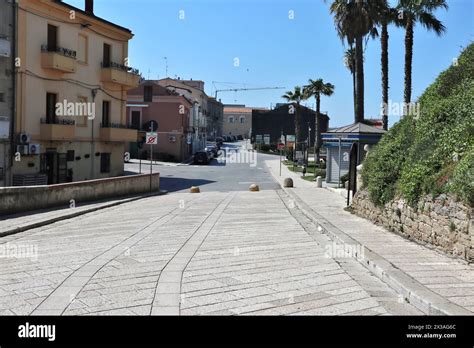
[0,192,166,237]
[265,158,474,315]
[0,189,421,316]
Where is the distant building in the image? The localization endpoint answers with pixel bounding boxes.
[0,0,14,186]
[156,78,208,153]
[10,0,139,185]
[223,105,267,139]
[251,103,329,147]
[207,97,223,139]
[127,81,193,162]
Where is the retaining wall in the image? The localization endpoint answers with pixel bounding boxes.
[0,173,160,216]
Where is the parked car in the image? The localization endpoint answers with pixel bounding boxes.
[237,135,244,140]
[231,136,237,142]
[215,137,224,147]
[205,145,218,158]
[194,151,211,165]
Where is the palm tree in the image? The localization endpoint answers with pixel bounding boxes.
[378,5,399,130]
[282,86,307,152]
[304,79,335,163]
[397,0,448,106]
[344,47,357,116]
[328,0,381,123]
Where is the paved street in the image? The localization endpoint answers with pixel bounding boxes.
[125,142,281,193]
[1,142,472,316]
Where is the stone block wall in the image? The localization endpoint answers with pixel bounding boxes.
[351,189,473,262]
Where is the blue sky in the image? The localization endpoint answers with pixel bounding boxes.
[66,0,473,127]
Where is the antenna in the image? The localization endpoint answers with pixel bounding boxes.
[164,57,168,77]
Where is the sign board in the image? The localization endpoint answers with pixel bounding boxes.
[286,135,296,142]
[0,39,11,58]
[146,132,158,145]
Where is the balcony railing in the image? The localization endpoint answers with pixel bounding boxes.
[41,118,76,126]
[100,122,135,129]
[41,45,77,59]
[101,61,140,76]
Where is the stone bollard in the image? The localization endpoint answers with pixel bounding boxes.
[249,184,260,192]
[315,176,323,188]
[190,186,200,193]
[283,178,294,188]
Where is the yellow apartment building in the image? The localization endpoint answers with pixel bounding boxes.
[12,0,139,185]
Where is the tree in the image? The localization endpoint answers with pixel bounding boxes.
[282,86,308,152]
[328,0,381,123]
[378,5,399,130]
[344,47,357,117]
[304,79,335,163]
[397,0,447,106]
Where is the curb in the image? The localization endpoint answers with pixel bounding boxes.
[266,162,472,315]
[0,191,168,238]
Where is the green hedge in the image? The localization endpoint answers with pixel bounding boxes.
[362,43,474,207]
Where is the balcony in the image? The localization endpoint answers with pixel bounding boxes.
[40,118,76,141]
[100,122,138,142]
[101,61,140,88]
[41,45,77,73]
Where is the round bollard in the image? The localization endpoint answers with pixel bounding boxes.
[283,178,294,188]
[190,186,200,193]
[249,184,260,192]
[315,176,323,188]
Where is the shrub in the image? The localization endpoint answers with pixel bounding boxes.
[362,43,474,207]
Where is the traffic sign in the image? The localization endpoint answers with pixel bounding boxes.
[146,132,158,145]
[278,143,285,150]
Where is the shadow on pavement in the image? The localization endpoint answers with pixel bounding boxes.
[159,177,216,193]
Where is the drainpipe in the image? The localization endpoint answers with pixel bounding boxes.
[9,0,18,186]
[90,89,98,179]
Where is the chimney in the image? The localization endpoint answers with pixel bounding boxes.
[85,0,94,15]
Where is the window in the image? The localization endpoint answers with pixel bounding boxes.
[229,116,234,124]
[66,150,75,162]
[78,34,88,64]
[46,92,57,123]
[102,101,110,126]
[103,43,111,67]
[240,116,246,124]
[76,96,88,126]
[131,111,141,129]
[144,86,153,102]
[47,24,58,51]
[0,93,4,102]
[100,153,111,173]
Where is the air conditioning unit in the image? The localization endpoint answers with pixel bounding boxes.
[16,145,29,155]
[18,133,31,144]
[29,144,40,156]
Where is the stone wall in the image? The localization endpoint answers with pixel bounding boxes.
[351,189,473,262]
[0,173,160,216]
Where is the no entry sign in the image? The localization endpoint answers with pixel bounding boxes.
[146,132,158,145]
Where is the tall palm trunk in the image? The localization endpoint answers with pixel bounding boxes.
[381,20,389,130]
[315,94,321,163]
[295,103,302,152]
[355,35,364,122]
[404,17,414,107]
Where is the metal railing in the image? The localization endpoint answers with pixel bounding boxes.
[41,117,76,125]
[41,44,77,59]
[101,61,140,76]
[100,122,135,129]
